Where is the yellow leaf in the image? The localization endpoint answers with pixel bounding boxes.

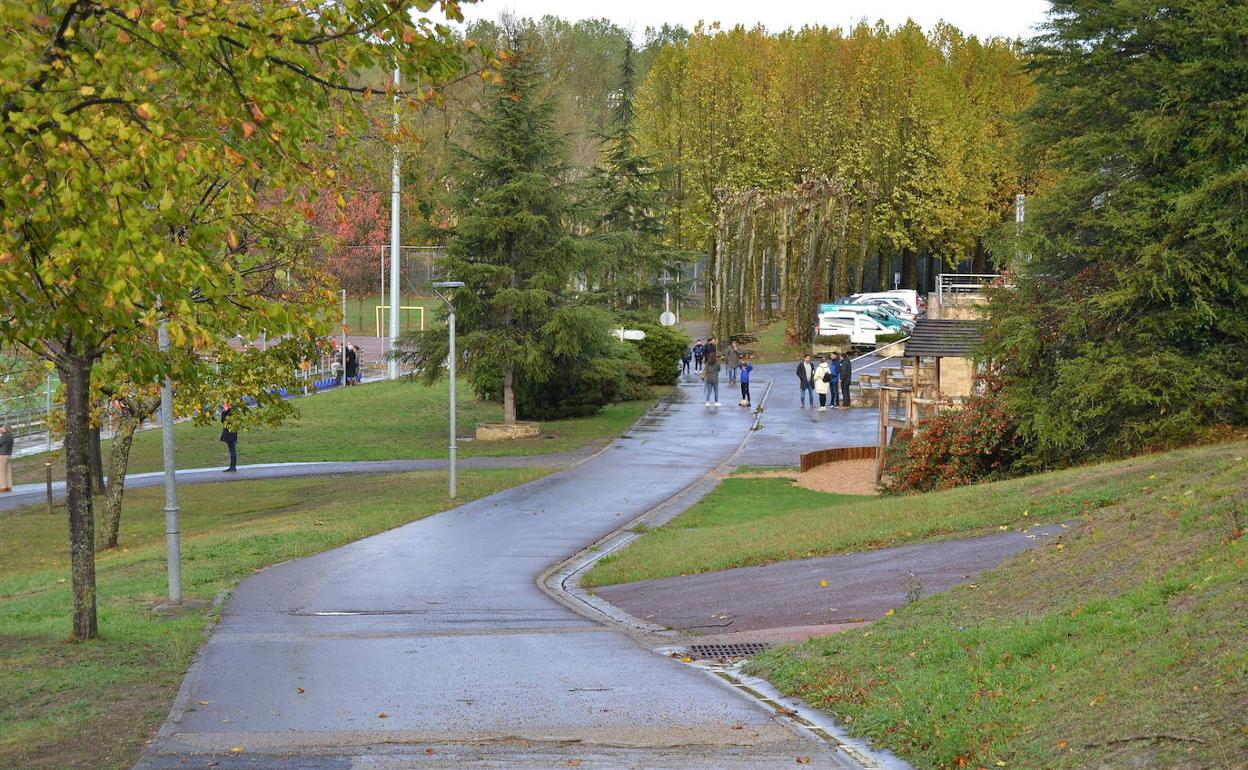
[886,609,895,616]
[819,579,827,588]
[229,747,244,754]
[79,85,96,97]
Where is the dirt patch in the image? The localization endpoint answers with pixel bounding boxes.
[736,459,878,496]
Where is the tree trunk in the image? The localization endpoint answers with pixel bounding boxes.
[878,250,892,292]
[61,358,98,640]
[901,248,917,290]
[502,365,516,425]
[88,425,105,495]
[972,237,987,273]
[100,418,137,549]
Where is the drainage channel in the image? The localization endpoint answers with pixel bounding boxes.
[660,645,913,770]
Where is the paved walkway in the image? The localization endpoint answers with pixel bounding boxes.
[0,451,597,514]
[596,525,1067,640]
[135,376,863,769]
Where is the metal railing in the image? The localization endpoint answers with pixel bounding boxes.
[936,273,999,304]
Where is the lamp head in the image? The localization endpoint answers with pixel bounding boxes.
[432,281,465,289]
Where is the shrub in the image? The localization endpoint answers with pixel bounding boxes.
[876,331,908,344]
[882,374,1022,494]
[626,321,689,386]
[814,334,850,349]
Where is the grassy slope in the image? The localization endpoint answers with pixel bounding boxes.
[742,443,1247,769]
[0,468,548,770]
[12,380,660,486]
[584,447,1201,586]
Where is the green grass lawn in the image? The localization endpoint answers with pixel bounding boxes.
[0,467,549,770]
[748,442,1247,769]
[738,319,805,364]
[12,380,662,486]
[584,446,1222,587]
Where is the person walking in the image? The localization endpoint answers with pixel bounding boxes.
[704,337,718,367]
[693,339,704,372]
[839,350,852,409]
[345,345,359,386]
[681,345,692,377]
[0,425,13,493]
[796,354,816,409]
[703,357,721,407]
[725,341,740,385]
[220,403,239,472]
[813,357,833,411]
[738,359,753,407]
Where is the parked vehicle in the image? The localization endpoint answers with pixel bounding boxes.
[817,303,912,332]
[816,311,896,349]
[849,290,924,317]
[850,295,919,323]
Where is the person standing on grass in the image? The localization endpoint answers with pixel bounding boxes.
[813,357,833,411]
[839,350,852,409]
[0,425,13,493]
[220,403,239,473]
[738,359,753,407]
[796,353,816,409]
[725,340,740,385]
[703,357,721,407]
[693,339,704,372]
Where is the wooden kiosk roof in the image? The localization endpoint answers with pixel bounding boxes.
[903,319,982,358]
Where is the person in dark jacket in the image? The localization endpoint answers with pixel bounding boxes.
[703,337,718,367]
[345,345,359,386]
[796,354,815,408]
[692,340,704,372]
[681,345,692,376]
[0,425,13,492]
[839,351,852,409]
[220,404,238,472]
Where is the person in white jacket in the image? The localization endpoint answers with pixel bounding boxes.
[813,358,833,411]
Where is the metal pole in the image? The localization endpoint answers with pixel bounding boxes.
[341,288,348,386]
[44,372,52,452]
[388,64,402,380]
[157,316,181,605]
[448,306,457,499]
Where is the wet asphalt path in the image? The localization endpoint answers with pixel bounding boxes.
[596,525,1067,635]
[0,452,595,514]
[135,376,860,769]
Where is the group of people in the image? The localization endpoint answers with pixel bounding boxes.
[330,344,363,387]
[683,338,754,409]
[795,352,852,411]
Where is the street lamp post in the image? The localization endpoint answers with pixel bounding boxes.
[432,281,465,499]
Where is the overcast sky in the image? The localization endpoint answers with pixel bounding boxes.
[458,0,1053,42]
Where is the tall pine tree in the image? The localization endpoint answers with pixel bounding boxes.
[437,39,601,424]
[591,42,682,309]
[984,0,1248,464]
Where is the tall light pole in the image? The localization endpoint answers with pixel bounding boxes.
[432,281,464,499]
[157,312,181,606]
[388,63,402,380]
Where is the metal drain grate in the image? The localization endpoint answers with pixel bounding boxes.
[687,642,772,659]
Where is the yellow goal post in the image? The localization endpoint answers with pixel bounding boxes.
[374,305,426,337]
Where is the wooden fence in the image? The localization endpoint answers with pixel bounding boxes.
[799,445,878,473]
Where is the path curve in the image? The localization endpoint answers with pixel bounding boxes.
[135,378,864,769]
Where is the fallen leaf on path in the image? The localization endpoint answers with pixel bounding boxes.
[377,712,389,718]
[228,746,244,754]
[680,655,693,663]
[796,757,811,764]
[424,747,434,755]
[819,579,827,587]
[566,761,582,767]
[296,687,305,694]
[198,701,210,705]
[775,707,799,717]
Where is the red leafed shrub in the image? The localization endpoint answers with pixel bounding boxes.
[881,374,1021,494]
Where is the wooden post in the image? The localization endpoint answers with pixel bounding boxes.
[935,357,942,400]
[46,461,53,515]
[876,387,888,482]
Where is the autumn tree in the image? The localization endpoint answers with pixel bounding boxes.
[0,1,471,640]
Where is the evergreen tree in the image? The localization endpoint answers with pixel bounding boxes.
[983,0,1248,464]
[436,39,601,424]
[591,42,681,309]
